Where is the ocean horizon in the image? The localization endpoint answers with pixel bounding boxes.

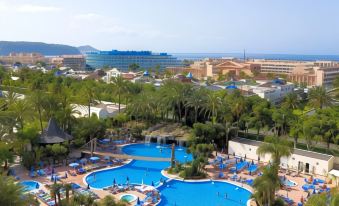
[171,53,339,61]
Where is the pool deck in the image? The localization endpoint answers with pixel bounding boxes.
[12,146,337,206]
[14,159,150,206]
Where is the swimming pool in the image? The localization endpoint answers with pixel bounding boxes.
[20,180,40,191]
[85,143,252,205]
[120,194,137,203]
[158,180,251,206]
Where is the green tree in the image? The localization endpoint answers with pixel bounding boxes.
[257,136,293,166]
[0,177,37,206]
[128,63,140,72]
[111,76,127,113]
[282,92,299,109]
[308,86,332,109]
[0,142,14,170]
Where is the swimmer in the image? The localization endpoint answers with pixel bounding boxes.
[160,148,163,153]
[224,193,228,199]
[217,192,220,196]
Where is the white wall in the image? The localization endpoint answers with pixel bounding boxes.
[229,140,334,176]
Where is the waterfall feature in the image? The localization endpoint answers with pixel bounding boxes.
[145,136,151,143]
[157,136,166,144]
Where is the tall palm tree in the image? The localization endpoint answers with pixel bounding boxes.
[282,92,299,109]
[29,91,45,133]
[203,92,222,124]
[63,183,73,204]
[111,76,127,113]
[252,166,281,206]
[257,136,293,166]
[230,96,246,127]
[185,88,207,123]
[308,86,333,109]
[81,81,98,118]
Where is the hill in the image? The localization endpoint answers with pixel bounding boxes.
[77,45,99,54]
[0,41,81,56]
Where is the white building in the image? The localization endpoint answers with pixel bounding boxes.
[71,101,126,119]
[228,137,335,176]
[103,68,121,83]
[245,80,294,104]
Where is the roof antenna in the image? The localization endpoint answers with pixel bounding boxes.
[243,49,246,62]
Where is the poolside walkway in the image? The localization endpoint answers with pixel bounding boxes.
[206,153,337,206]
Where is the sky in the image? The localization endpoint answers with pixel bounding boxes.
[0,0,339,54]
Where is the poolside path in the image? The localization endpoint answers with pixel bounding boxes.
[82,150,172,162]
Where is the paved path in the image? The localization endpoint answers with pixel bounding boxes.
[81,150,171,162]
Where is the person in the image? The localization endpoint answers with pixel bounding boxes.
[217,192,220,196]
[224,193,228,199]
[160,148,162,153]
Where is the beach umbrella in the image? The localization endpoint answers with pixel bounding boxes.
[137,197,140,205]
[244,154,247,159]
[312,188,316,194]
[249,171,252,175]
[51,168,55,174]
[65,172,68,178]
[54,176,57,184]
[227,154,230,160]
[87,184,90,189]
[113,178,116,186]
[233,152,235,156]
[151,181,154,186]
[69,163,79,168]
[89,156,100,162]
[50,175,54,181]
[36,183,39,189]
[251,160,254,165]
[257,156,260,161]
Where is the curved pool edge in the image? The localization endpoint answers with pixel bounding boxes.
[82,159,133,190]
[160,169,254,206]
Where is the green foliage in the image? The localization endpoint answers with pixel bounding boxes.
[305,187,339,206]
[0,176,38,206]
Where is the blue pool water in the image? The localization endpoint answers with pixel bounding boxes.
[20,180,40,191]
[158,180,251,206]
[85,143,252,205]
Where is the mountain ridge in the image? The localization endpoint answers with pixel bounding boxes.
[0,41,81,56]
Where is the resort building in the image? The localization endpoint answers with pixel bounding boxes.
[248,60,339,87]
[229,137,335,176]
[50,55,86,70]
[166,59,259,80]
[239,79,294,104]
[86,50,182,71]
[72,101,126,119]
[0,52,46,65]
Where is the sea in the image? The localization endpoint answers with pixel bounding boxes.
[171,53,339,61]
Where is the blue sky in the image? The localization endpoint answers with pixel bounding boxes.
[1,0,339,54]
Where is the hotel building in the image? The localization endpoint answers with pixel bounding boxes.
[249,60,339,87]
[0,52,46,65]
[50,55,86,70]
[86,50,182,71]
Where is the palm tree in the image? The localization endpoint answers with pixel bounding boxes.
[305,187,339,206]
[29,91,45,133]
[203,92,222,124]
[308,86,333,109]
[0,142,14,170]
[289,119,303,148]
[81,81,99,118]
[185,88,207,123]
[252,166,281,206]
[63,183,73,204]
[230,96,246,127]
[111,76,127,113]
[7,99,31,131]
[50,183,63,206]
[282,92,299,109]
[0,176,38,206]
[257,136,293,166]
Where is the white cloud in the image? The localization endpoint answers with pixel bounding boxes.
[74,13,102,20]
[16,4,61,13]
